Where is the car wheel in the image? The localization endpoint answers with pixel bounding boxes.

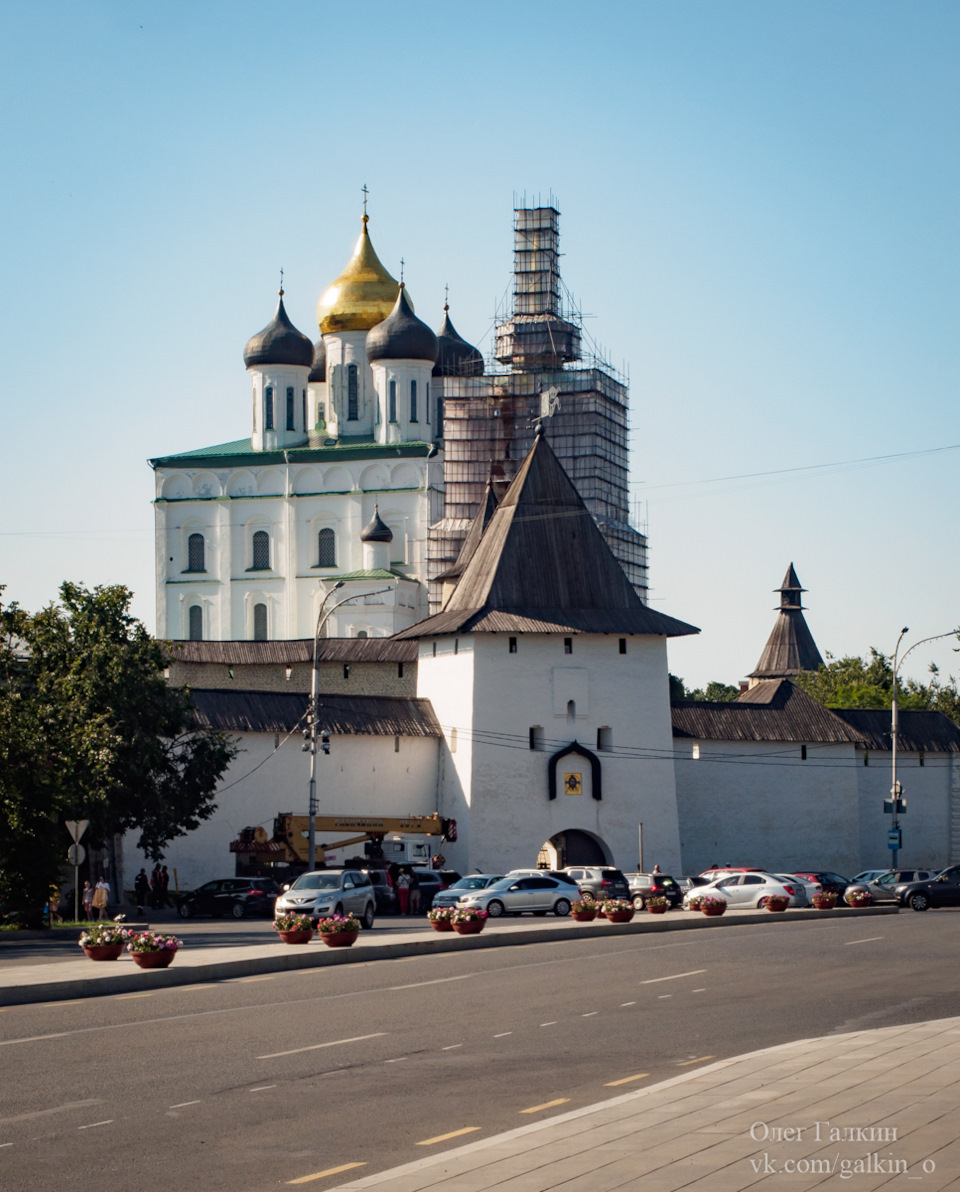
[231,901,245,919]
[361,903,375,930]
[632,894,645,910]
[554,898,571,917]
[486,899,505,918]
[757,897,769,909]
[177,902,192,919]
[909,893,930,912]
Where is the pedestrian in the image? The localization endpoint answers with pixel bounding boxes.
[160,865,171,908]
[93,875,110,920]
[408,869,421,916]
[396,868,411,915]
[653,863,661,873]
[134,868,150,915]
[48,885,62,925]
[151,864,162,909]
[82,880,94,920]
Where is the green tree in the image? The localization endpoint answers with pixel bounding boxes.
[0,583,237,925]
[669,675,740,702]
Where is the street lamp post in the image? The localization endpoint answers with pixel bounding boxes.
[305,583,392,870]
[889,627,958,868]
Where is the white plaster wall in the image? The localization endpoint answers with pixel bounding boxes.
[248,364,310,450]
[122,731,440,890]
[370,359,435,444]
[674,740,861,876]
[323,331,375,437]
[855,750,953,870]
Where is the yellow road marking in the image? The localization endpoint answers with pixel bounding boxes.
[118,993,154,1000]
[287,1162,366,1184]
[417,1127,481,1146]
[520,1098,570,1114]
[43,1001,83,1008]
[677,1055,714,1066]
[605,1073,649,1087]
[393,957,417,963]
[238,976,275,982]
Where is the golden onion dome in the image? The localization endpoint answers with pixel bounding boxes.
[317,216,404,334]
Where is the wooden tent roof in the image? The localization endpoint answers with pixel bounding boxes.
[749,567,824,679]
[189,690,440,737]
[671,679,863,743]
[165,638,417,665]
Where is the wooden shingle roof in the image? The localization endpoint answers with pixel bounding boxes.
[189,690,440,737]
[671,680,863,743]
[397,429,698,639]
[165,638,417,665]
[832,708,960,753]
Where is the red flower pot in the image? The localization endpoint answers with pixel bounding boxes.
[812,897,837,910]
[320,930,358,948]
[765,902,788,912]
[131,949,177,969]
[646,905,668,915]
[702,905,726,917]
[277,929,314,945]
[429,919,454,932]
[605,910,635,923]
[82,944,124,961]
[570,910,598,922]
[452,919,485,935]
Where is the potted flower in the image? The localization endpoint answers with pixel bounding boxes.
[450,907,487,935]
[686,894,705,912]
[812,892,838,910]
[124,930,183,969]
[645,895,669,915]
[763,895,790,913]
[78,921,127,961]
[273,912,316,944]
[315,913,360,947]
[570,898,598,922]
[601,898,635,923]
[845,889,873,908]
[427,906,456,932]
[700,895,727,917]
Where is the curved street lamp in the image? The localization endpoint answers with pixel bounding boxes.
[306,583,392,869]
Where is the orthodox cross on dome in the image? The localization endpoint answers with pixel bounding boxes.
[400,257,405,284]
[444,283,450,312]
[362,183,369,224]
[279,266,284,298]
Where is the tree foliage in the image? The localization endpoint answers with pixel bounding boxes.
[669,675,740,702]
[0,583,237,923]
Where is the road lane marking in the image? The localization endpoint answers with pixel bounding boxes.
[169,1101,200,1108]
[641,969,706,985]
[442,1044,462,1050]
[692,988,706,993]
[78,1120,114,1130]
[620,1001,636,1006]
[257,1032,387,1059]
[658,995,671,999]
[605,1073,649,1086]
[540,1021,558,1027]
[250,1085,276,1092]
[677,1055,715,1066]
[493,1031,512,1038]
[118,993,153,1000]
[385,1058,407,1063]
[0,1099,101,1126]
[287,1162,366,1184]
[42,1001,83,1008]
[239,976,275,982]
[582,1012,598,1017]
[417,1127,481,1146]
[0,1142,12,1147]
[520,1098,570,1114]
[845,937,884,945]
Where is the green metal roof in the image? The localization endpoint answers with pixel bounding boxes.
[149,436,433,468]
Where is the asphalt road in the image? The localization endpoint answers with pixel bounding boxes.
[2,912,959,1192]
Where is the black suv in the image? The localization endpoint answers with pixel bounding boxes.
[177,877,282,919]
[364,869,398,914]
[561,866,631,901]
[898,866,960,912]
[624,872,683,909]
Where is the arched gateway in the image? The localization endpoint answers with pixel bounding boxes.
[537,829,610,869]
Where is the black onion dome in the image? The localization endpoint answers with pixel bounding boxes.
[366,285,438,364]
[433,306,484,377]
[308,338,327,383]
[243,295,314,369]
[360,505,393,543]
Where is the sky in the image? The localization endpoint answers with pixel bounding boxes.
[1,0,958,689]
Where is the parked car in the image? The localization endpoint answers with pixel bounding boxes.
[773,874,821,907]
[176,877,282,920]
[793,871,851,898]
[624,872,683,909]
[274,869,376,929]
[363,869,398,915]
[847,869,937,904]
[456,875,575,918]
[898,866,960,911]
[677,875,714,894]
[683,872,804,910]
[431,874,506,910]
[561,866,631,901]
[698,867,764,881]
[851,869,892,885]
[409,867,462,911]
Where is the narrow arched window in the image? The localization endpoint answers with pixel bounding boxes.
[388,379,397,422]
[252,530,270,570]
[187,533,205,572]
[253,602,267,641]
[436,395,444,436]
[188,605,203,641]
[317,528,336,567]
[301,389,306,432]
[356,629,368,639]
[425,382,430,423]
[286,387,295,431]
[347,364,359,420]
[264,387,274,430]
[410,379,418,422]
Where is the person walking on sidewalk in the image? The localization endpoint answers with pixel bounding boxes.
[134,869,150,915]
[150,864,162,909]
[159,865,171,908]
[93,876,110,920]
[82,880,94,920]
[396,868,411,915]
[408,869,421,916]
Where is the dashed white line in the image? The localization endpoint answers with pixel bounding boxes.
[658,995,671,999]
[169,1100,201,1109]
[249,1085,276,1092]
[620,1001,636,1007]
[0,1142,13,1148]
[582,1012,598,1017]
[540,1021,558,1026]
[845,937,884,945]
[494,1031,512,1038]
[257,1032,387,1059]
[78,1120,114,1130]
[641,969,707,985]
[442,1044,463,1050]
[692,988,707,993]
[384,1058,407,1063]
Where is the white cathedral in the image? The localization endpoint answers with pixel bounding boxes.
[145,202,960,891]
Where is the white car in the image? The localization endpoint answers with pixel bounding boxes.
[683,872,805,910]
[274,869,376,929]
[431,874,506,909]
[776,874,822,907]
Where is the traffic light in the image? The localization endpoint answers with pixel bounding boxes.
[320,730,330,755]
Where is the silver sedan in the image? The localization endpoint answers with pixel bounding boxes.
[431,874,506,909]
[456,875,576,918]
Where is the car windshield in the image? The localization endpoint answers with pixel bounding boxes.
[291,873,341,891]
[452,876,496,890]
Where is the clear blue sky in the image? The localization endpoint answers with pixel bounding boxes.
[1,0,957,688]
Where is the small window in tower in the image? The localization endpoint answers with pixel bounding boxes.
[450,727,457,753]
[529,726,544,751]
[343,664,350,680]
[597,726,613,751]
[919,751,925,767]
[863,750,869,767]
[264,387,274,430]
[410,379,418,422]
[286,387,295,431]
[253,602,267,641]
[564,637,573,654]
[567,699,576,718]
[394,735,400,752]
[347,364,359,420]
[317,528,336,567]
[397,662,404,678]
[187,533,205,572]
[389,380,397,422]
[509,637,517,654]
[356,629,368,639]
[425,382,430,423]
[801,744,808,760]
[301,389,306,432]
[252,530,270,570]
[619,638,627,654]
[692,742,700,760]
[316,401,325,428]
[188,604,203,642]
